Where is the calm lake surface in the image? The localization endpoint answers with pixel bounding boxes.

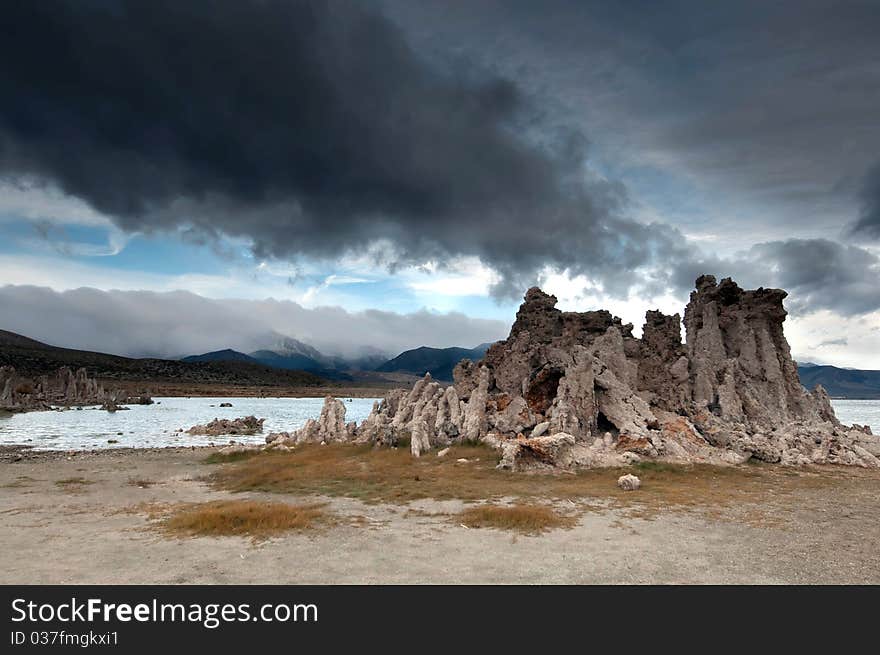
[0,397,876,451]
[0,396,380,450]
[828,399,880,433]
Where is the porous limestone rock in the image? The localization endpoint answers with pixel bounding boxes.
[410,418,432,457]
[187,416,265,436]
[461,366,490,442]
[265,431,294,446]
[496,432,576,471]
[270,396,356,445]
[617,474,641,491]
[100,399,129,412]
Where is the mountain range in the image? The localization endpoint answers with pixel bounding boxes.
[796,365,880,400]
[182,341,494,382]
[183,336,390,381]
[0,329,325,389]
[374,344,493,381]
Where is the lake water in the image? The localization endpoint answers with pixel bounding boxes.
[0,396,380,451]
[0,397,876,451]
[827,399,880,432]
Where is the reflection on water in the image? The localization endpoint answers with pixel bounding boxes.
[0,397,875,451]
[0,396,380,450]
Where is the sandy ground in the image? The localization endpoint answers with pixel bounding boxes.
[2,447,879,584]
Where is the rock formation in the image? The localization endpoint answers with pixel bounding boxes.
[260,276,880,470]
[0,366,121,412]
[265,396,358,446]
[617,474,641,491]
[187,416,265,437]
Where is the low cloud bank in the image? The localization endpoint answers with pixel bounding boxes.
[0,285,507,360]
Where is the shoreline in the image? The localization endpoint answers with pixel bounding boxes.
[0,443,218,461]
[101,381,402,399]
[0,386,393,416]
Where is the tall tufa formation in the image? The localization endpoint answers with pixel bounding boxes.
[685,275,824,430]
[0,366,121,412]
[274,276,879,470]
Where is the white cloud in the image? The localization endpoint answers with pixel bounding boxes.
[301,274,374,304]
[788,310,880,369]
[0,254,285,298]
[0,283,509,359]
[538,268,685,337]
[0,180,112,227]
[404,257,500,300]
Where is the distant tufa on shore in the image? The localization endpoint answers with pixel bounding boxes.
[0,366,151,412]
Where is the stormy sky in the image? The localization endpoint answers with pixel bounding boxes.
[1,0,878,366]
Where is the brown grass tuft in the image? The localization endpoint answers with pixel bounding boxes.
[55,477,94,487]
[457,504,576,534]
[1,476,36,489]
[203,450,263,464]
[161,500,327,540]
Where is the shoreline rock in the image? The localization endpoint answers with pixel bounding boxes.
[0,365,153,413]
[266,396,357,447]
[187,416,265,437]
[1,366,120,412]
[618,474,641,491]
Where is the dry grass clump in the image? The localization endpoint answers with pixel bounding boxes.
[0,475,36,489]
[203,450,263,464]
[55,477,94,487]
[457,504,577,535]
[162,500,327,540]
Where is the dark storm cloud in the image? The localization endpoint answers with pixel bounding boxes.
[742,240,880,316]
[375,0,880,317]
[0,0,689,298]
[3,0,877,319]
[683,239,880,317]
[381,0,880,238]
[852,162,880,238]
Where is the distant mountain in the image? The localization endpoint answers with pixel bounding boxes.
[0,329,327,387]
[335,346,390,372]
[243,338,392,381]
[798,365,880,399]
[183,339,486,382]
[376,343,494,381]
[182,349,258,364]
[249,349,324,371]
[266,336,326,362]
[247,336,348,379]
